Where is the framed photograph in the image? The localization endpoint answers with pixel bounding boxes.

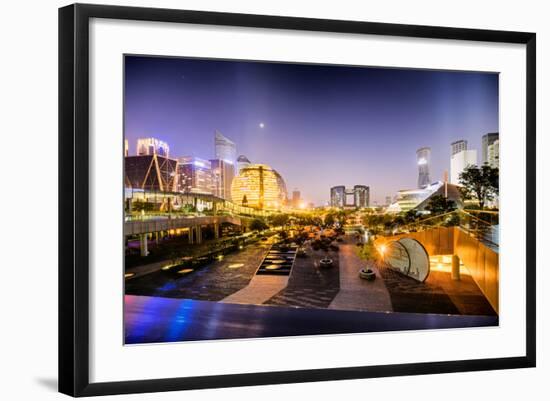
[59,3,536,397]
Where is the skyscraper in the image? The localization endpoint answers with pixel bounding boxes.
[482,133,499,165]
[177,156,213,194]
[292,189,301,208]
[451,140,467,156]
[487,139,499,169]
[136,137,170,158]
[416,147,431,188]
[450,147,477,185]
[353,185,370,208]
[124,139,129,157]
[210,159,235,200]
[214,130,237,165]
[330,186,346,208]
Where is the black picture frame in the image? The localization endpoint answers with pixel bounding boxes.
[59,3,536,397]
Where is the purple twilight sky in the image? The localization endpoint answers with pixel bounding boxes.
[124,55,499,206]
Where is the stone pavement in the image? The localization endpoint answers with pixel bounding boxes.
[125,241,272,301]
[126,235,497,317]
[263,244,340,309]
[329,239,393,312]
[221,275,289,305]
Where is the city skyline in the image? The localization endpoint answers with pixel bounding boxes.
[125,56,499,205]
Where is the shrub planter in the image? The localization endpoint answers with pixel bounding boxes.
[359,268,376,281]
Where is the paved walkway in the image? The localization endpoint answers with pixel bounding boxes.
[221,275,289,305]
[263,244,340,309]
[329,239,393,312]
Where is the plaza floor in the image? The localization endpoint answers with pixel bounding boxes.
[125,235,497,316]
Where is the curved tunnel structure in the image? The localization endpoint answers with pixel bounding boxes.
[383,237,430,282]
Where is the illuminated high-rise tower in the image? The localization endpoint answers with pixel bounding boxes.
[416,147,431,188]
[214,130,237,165]
[213,131,236,199]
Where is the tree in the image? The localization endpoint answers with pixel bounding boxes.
[425,195,456,215]
[459,165,499,209]
[269,213,289,228]
[249,218,268,232]
[324,213,336,227]
[358,238,381,261]
[403,210,419,223]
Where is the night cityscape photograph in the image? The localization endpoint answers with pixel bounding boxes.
[123,55,500,344]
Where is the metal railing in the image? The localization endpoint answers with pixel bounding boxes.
[389,209,499,249]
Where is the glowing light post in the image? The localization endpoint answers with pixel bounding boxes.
[378,244,387,263]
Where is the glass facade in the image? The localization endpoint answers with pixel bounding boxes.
[214,130,237,164]
[231,164,287,210]
[177,156,213,194]
[387,181,462,213]
[210,159,235,200]
[125,155,177,192]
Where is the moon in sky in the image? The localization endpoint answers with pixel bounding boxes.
[259,122,265,128]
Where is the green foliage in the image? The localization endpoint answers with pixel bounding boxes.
[324,213,336,227]
[403,209,420,223]
[323,210,348,228]
[358,238,380,261]
[443,213,461,227]
[459,164,499,209]
[268,213,290,228]
[180,204,197,213]
[249,218,268,232]
[131,200,156,212]
[425,195,457,215]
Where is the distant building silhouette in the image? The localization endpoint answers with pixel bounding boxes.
[416,147,431,188]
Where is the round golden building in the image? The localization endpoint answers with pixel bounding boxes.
[231,164,287,210]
